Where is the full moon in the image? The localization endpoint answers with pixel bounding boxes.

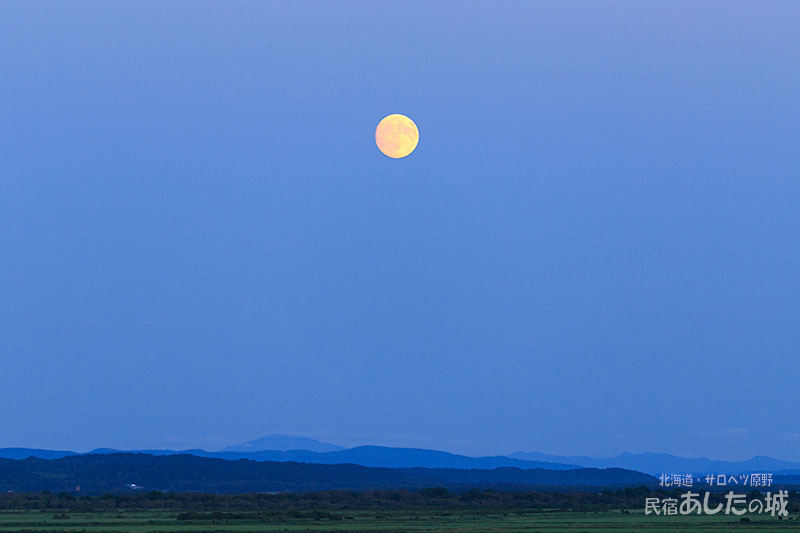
[375,114,419,159]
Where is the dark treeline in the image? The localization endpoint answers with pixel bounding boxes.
[0,453,654,494]
[0,487,797,514]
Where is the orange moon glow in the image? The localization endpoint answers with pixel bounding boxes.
[375,114,419,158]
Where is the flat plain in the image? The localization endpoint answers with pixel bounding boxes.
[0,509,797,533]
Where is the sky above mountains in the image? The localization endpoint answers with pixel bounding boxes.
[1,1,799,460]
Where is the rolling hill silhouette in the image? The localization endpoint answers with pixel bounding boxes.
[3,435,799,476]
[0,453,656,494]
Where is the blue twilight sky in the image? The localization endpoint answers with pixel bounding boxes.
[1,1,799,461]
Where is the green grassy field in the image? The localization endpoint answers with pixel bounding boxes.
[0,509,796,533]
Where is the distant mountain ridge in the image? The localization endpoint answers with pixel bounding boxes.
[510,451,800,476]
[0,434,580,471]
[65,446,581,471]
[0,453,656,494]
[0,448,77,461]
[3,434,799,476]
[221,434,344,453]
[222,445,581,470]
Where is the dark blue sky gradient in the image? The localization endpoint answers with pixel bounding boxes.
[1,1,798,460]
